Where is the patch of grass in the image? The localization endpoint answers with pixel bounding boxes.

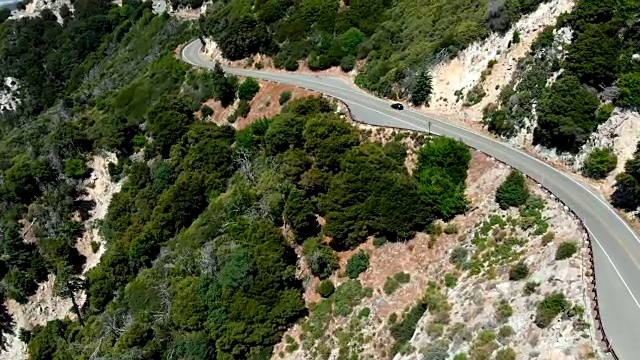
[498,325,514,340]
[449,247,469,268]
[444,272,458,288]
[495,347,516,360]
[428,223,444,236]
[383,272,411,295]
[285,341,299,353]
[426,322,445,338]
[334,280,373,317]
[444,222,458,234]
[469,330,498,360]
[541,231,555,245]
[421,341,448,359]
[302,279,372,343]
[464,84,486,106]
[495,299,513,323]
[373,236,388,247]
[480,237,527,271]
[390,282,450,356]
[445,322,466,341]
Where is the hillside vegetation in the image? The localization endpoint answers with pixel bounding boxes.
[484,0,640,153]
[200,0,547,100]
[0,0,483,357]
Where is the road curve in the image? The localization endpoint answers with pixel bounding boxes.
[182,39,640,358]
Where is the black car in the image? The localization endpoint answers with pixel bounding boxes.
[391,103,404,110]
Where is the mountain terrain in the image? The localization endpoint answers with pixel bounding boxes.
[0,0,634,359]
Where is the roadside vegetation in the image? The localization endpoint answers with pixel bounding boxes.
[200,0,547,103]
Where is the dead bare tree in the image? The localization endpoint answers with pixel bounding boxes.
[199,241,218,276]
[152,283,172,324]
[104,309,133,339]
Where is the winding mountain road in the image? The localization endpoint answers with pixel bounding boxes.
[182,39,640,359]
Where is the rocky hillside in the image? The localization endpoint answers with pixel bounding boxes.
[273,125,602,360]
[0,154,123,360]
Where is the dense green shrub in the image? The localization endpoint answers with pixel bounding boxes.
[617,72,640,107]
[340,55,356,72]
[495,299,513,322]
[465,84,486,106]
[415,137,471,220]
[200,105,214,118]
[534,75,601,153]
[316,279,335,297]
[303,238,339,279]
[524,281,540,296]
[555,241,578,260]
[373,236,388,247]
[508,262,529,280]
[346,250,369,279]
[63,158,89,179]
[495,171,529,209]
[279,91,292,105]
[511,30,520,44]
[284,188,318,241]
[535,292,569,328]
[411,70,434,106]
[583,148,617,179]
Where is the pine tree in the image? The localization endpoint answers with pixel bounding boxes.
[411,70,433,106]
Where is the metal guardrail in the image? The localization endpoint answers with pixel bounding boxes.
[582,223,619,359]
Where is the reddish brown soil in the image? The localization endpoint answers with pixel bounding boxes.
[197,80,319,130]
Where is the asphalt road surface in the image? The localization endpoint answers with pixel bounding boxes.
[182,39,640,358]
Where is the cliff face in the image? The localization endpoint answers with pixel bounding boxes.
[0,77,19,113]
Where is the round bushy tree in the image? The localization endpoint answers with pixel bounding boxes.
[495,170,529,209]
[238,78,260,101]
[316,279,335,298]
[340,55,356,72]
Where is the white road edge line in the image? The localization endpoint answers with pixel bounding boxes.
[588,228,640,310]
